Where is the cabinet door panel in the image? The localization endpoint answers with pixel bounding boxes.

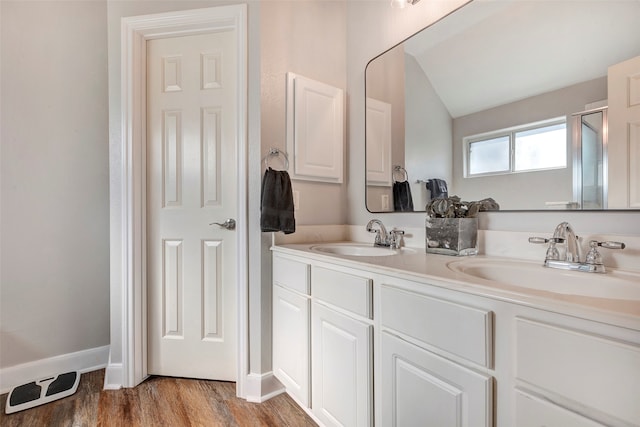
[381,332,492,427]
[273,285,310,406]
[516,317,640,426]
[312,302,372,427]
[515,390,605,427]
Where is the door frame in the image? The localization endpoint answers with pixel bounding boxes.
[117,5,248,396]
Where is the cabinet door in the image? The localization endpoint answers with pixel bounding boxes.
[515,317,640,426]
[380,332,493,427]
[312,302,372,427]
[515,390,605,427]
[273,285,310,406]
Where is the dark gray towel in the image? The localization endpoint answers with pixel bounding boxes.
[261,167,296,234]
[393,181,414,211]
[427,178,448,199]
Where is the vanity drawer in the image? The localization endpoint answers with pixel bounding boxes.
[312,266,372,319]
[515,318,640,426]
[380,285,493,367]
[273,255,310,295]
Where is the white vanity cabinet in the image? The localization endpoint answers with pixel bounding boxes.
[380,332,493,427]
[378,282,494,427]
[311,266,373,427]
[272,255,311,406]
[271,246,640,427]
[272,254,373,426]
[312,303,372,427]
[513,314,640,427]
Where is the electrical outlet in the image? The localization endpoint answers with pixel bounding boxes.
[293,190,300,211]
[381,194,389,210]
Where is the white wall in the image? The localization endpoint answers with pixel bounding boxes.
[259,0,347,373]
[261,0,348,226]
[404,53,452,210]
[1,0,110,370]
[346,0,640,237]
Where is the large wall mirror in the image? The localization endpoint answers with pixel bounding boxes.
[365,0,640,212]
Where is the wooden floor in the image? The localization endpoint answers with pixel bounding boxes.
[0,370,317,426]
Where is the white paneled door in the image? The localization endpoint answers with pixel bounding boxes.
[608,55,640,209]
[147,31,237,381]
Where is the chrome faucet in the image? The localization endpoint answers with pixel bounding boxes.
[551,221,581,263]
[366,219,405,249]
[529,222,625,273]
[366,219,388,247]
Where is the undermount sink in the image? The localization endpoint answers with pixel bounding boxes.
[310,243,416,257]
[447,258,640,301]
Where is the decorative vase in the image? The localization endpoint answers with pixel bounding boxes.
[425,217,478,256]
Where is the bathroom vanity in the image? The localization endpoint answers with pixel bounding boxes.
[271,243,640,427]
[273,0,640,424]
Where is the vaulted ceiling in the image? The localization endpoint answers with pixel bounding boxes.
[404,0,640,118]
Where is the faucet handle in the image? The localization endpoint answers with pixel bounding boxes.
[528,237,549,244]
[529,236,562,260]
[585,240,625,267]
[592,240,626,250]
[528,237,566,244]
[389,229,405,249]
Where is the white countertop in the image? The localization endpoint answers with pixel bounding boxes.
[272,242,640,331]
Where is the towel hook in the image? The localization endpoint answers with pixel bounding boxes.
[262,147,289,171]
[392,165,409,183]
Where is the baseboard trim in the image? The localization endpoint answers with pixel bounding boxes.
[244,372,285,403]
[103,362,123,390]
[0,345,110,394]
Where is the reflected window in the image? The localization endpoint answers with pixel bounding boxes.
[465,118,567,177]
[514,123,567,171]
[468,136,510,175]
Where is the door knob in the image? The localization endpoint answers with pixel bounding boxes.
[210,218,236,230]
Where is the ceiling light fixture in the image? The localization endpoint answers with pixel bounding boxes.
[391,0,421,8]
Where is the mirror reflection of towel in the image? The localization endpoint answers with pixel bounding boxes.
[261,167,296,234]
[393,181,414,212]
[427,179,448,199]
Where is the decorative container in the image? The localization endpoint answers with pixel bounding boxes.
[425,217,478,256]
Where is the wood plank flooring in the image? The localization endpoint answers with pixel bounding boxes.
[0,370,317,426]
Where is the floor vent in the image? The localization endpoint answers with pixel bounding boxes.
[5,371,80,414]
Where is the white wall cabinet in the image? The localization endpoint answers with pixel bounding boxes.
[286,73,344,184]
[365,97,392,187]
